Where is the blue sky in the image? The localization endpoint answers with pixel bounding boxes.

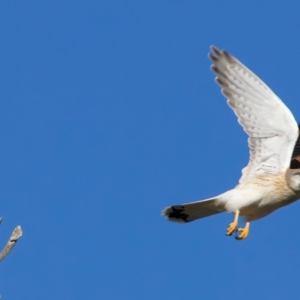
[0,1,300,299]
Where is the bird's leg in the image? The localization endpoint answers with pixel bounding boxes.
[226,210,239,236]
[235,222,250,240]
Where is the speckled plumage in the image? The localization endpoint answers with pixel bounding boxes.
[162,46,300,235]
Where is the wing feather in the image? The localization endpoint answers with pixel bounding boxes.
[209,46,298,182]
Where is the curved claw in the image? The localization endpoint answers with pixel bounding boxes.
[226,210,239,236]
[235,222,250,240]
[226,221,237,236]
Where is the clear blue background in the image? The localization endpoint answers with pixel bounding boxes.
[0,1,299,299]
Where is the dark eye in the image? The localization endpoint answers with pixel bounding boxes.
[290,159,300,169]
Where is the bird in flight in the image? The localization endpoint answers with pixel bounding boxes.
[162,46,300,240]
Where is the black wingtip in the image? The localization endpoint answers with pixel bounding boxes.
[210,45,221,55]
[209,45,236,64]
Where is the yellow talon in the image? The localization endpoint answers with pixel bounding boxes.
[226,221,237,236]
[235,222,250,240]
[226,210,239,236]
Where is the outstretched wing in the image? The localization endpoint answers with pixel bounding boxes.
[209,46,298,183]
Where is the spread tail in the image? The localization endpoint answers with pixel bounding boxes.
[162,197,224,223]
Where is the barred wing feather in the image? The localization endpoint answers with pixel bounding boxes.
[209,46,298,183]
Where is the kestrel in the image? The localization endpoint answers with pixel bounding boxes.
[162,46,300,240]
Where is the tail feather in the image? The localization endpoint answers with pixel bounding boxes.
[162,197,224,223]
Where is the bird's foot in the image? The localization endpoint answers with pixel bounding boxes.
[235,223,250,240]
[226,221,238,236]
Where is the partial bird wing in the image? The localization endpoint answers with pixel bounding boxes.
[209,46,298,183]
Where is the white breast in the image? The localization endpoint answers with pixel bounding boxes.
[218,173,296,213]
